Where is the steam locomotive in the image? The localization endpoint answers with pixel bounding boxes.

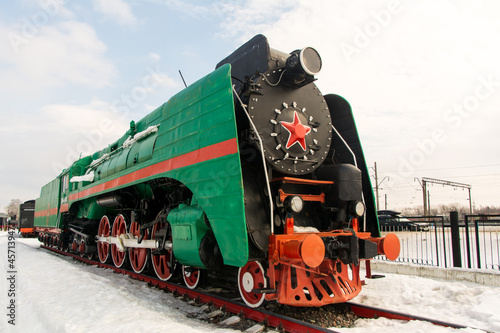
[34,35,399,308]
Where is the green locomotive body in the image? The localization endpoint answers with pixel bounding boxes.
[35,64,248,267]
[35,35,400,307]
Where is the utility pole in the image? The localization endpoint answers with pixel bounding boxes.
[414,178,427,216]
[427,190,430,215]
[468,189,473,215]
[372,162,389,211]
[423,180,427,216]
[385,194,387,210]
[374,162,379,210]
[421,177,473,215]
[413,177,427,216]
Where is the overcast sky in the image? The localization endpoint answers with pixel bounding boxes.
[1,0,499,214]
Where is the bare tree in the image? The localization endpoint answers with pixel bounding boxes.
[400,203,500,216]
[5,199,22,219]
[475,205,500,214]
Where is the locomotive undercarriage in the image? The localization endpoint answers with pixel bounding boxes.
[39,179,235,289]
[36,173,397,308]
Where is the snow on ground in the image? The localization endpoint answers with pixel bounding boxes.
[1,230,499,333]
[0,231,236,333]
[337,269,499,333]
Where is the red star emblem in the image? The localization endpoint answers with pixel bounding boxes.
[280,111,311,151]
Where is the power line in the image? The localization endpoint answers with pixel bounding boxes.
[378,163,500,173]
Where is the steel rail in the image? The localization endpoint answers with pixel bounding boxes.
[40,245,486,332]
[347,302,489,332]
[40,245,337,333]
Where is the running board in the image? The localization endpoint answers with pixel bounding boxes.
[95,234,172,252]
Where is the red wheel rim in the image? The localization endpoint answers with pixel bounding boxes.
[111,214,128,268]
[79,241,86,256]
[72,240,78,252]
[182,265,201,289]
[151,221,173,281]
[238,261,267,308]
[97,216,111,263]
[129,222,149,273]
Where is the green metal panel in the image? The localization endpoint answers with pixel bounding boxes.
[168,202,209,268]
[153,65,238,161]
[126,134,156,168]
[112,149,129,175]
[137,135,156,163]
[325,94,381,237]
[75,198,108,220]
[135,106,163,132]
[66,64,248,267]
[34,177,60,228]
[151,64,248,267]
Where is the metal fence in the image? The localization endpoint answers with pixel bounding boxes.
[376,213,500,270]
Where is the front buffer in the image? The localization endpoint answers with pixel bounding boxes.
[264,218,400,307]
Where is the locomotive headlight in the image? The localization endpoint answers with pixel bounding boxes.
[350,201,365,217]
[285,195,304,213]
[286,47,322,76]
[284,47,322,87]
[299,47,322,75]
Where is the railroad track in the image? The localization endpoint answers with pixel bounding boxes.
[40,245,485,332]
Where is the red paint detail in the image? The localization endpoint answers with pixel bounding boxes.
[368,233,400,261]
[238,261,266,307]
[151,220,174,281]
[97,216,111,264]
[267,230,383,306]
[129,221,149,273]
[35,207,60,218]
[271,177,333,185]
[111,214,128,268]
[278,189,325,204]
[60,203,69,213]
[285,217,294,235]
[300,234,326,268]
[352,217,359,232]
[183,266,201,289]
[69,138,238,202]
[19,228,35,236]
[34,210,46,218]
[267,231,362,306]
[365,259,372,279]
[280,111,311,150]
[79,242,86,255]
[34,227,62,235]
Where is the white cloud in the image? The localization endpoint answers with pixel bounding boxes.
[148,53,161,62]
[210,0,500,207]
[0,20,116,94]
[91,0,137,26]
[158,0,216,17]
[0,98,131,209]
[38,99,130,171]
[41,99,128,133]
